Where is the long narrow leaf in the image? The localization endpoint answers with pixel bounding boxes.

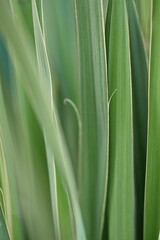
[127,1,148,239]
[74,0,109,239]
[105,0,135,239]
[144,0,160,239]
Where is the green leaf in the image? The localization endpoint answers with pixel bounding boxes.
[105,0,135,239]
[127,1,148,239]
[144,0,160,239]
[74,0,109,239]
[0,207,10,240]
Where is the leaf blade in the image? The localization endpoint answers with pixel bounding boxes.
[127,1,148,239]
[105,0,135,239]
[74,0,109,239]
[144,0,160,239]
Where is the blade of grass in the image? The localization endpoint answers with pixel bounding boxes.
[74,0,109,239]
[105,0,135,239]
[144,0,160,239]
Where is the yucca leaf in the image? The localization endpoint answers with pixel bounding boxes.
[127,1,148,239]
[105,0,135,239]
[144,0,160,239]
[0,207,10,240]
[74,0,109,239]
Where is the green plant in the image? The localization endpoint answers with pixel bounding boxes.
[0,0,159,239]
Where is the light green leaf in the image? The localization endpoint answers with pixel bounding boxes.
[144,0,160,239]
[74,0,109,239]
[105,0,135,239]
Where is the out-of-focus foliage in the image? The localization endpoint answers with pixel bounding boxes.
[0,0,159,240]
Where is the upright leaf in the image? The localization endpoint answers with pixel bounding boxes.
[127,1,148,239]
[74,0,109,239]
[144,0,160,239]
[105,0,135,239]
